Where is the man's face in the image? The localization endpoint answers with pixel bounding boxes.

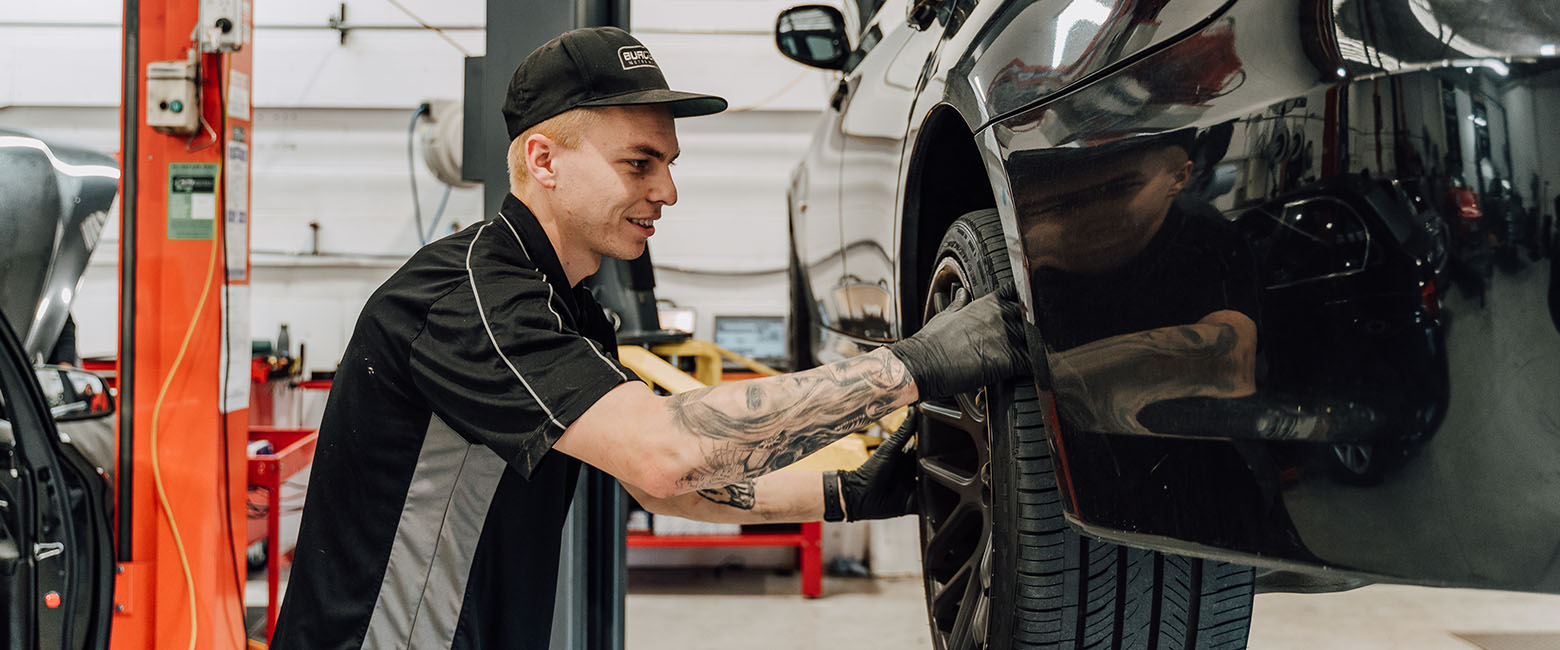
[549,105,680,263]
[1020,146,1190,273]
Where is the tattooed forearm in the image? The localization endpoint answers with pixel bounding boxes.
[670,348,914,492]
[697,481,757,510]
[1048,311,1257,435]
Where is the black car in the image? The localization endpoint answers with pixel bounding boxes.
[776,1,1560,648]
[0,315,117,649]
[1,129,119,649]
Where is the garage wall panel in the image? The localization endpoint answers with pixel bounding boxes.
[2,3,836,369]
[256,0,484,26]
[25,102,822,367]
[636,31,834,112]
[0,26,122,107]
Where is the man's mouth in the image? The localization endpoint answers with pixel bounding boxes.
[629,218,655,229]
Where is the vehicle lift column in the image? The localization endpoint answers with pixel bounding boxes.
[115,0,253,647]
[465,2,629,649]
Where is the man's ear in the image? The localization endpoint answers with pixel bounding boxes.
[1168,159,1193,196]
[525,133,559,189]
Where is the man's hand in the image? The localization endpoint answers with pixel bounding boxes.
[825,411,919,522]
[889,284,1030,399]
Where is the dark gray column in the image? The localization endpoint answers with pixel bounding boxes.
[463,2,630,650]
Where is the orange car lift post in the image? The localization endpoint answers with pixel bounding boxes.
[115,0,253,646]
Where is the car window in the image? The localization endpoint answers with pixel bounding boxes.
[854,0,888,28]
[844,24,884,73]
[1239,197,1371,289]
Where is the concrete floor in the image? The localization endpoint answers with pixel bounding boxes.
[246,566,1560,647]
[625,569,1560,650]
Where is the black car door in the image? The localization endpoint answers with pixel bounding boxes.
[0,310,112,650]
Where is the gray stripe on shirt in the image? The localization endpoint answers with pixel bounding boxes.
[362,413,508,650]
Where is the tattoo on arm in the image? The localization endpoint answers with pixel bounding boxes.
[670,350,912,492]
[1050,319,1252,434]
[696,481,757,510]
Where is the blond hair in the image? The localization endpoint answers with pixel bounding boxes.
[507,108,602,194]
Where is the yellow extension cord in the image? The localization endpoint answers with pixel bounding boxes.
[148,233,219,650]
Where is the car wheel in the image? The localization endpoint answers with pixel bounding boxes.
[916,209,1256,650]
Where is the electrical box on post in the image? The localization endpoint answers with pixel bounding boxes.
[198,0,247,52]
[146,55,198,135]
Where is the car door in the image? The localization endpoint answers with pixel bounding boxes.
[0,310,113,650]
[835,0,945,343]
[786,0,905,361]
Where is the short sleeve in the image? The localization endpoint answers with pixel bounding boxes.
[408,267,637,478]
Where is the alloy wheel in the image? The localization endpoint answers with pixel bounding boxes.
[918,256,994,650]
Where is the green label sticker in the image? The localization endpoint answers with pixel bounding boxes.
[168,162,219,240]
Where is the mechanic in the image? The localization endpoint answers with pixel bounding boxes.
[270,26,1029,650]
[1013,135,1260,434]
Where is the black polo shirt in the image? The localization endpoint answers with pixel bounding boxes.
[272,195,637,650]
[1031,199,1260,351]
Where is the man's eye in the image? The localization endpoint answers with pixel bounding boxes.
[625,159,648,170]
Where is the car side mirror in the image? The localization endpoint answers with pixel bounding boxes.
[35,365,115,422]
[775,5,850,71]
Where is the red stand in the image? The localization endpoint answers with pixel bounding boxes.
[626,522,824,598]
[246,427,319,641]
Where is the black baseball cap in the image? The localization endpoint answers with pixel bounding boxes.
[502,26,728,141]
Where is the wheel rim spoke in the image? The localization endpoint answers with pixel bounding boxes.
[944,548,988,650]
[930,562,973,633]
[919,253,997,650]
[921,400,969,431]
[923,402,985,464]
[920,457,975,491]
[972,583,990,646]
[922,501,980,583]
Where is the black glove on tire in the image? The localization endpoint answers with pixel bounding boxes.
[825,410,919,522]
[888,283,1030,399]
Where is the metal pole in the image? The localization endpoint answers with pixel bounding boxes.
[116,0,139,563]
[473,2,630,648]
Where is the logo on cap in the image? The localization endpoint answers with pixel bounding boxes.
[618,46,658,71]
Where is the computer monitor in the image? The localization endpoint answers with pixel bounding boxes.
[712,315,787,370]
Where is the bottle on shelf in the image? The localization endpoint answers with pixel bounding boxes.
[276,324,291,359]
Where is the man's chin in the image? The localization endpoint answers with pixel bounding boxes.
[602,242,649,262]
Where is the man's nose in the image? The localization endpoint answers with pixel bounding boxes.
[650,167,678,206]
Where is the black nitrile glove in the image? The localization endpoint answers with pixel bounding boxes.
[888,283,1030,399]
[824,410,919,522]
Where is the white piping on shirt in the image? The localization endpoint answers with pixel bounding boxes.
[496,213,627,382]
[497,214,564,332]
[585,338,627,381]
[466,221,567,430]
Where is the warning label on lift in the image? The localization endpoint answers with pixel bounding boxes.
[225,141,249,281]
[168,162,218,240]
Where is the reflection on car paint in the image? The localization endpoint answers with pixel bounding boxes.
[986,0,1559,589]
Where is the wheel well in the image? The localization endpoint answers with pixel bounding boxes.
[900,107,998,335]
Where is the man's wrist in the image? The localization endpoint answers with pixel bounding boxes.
[875,346,920,402]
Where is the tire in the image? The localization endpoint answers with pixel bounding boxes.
[915,209,1256,650]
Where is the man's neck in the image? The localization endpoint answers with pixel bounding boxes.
[513,190,598,287]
